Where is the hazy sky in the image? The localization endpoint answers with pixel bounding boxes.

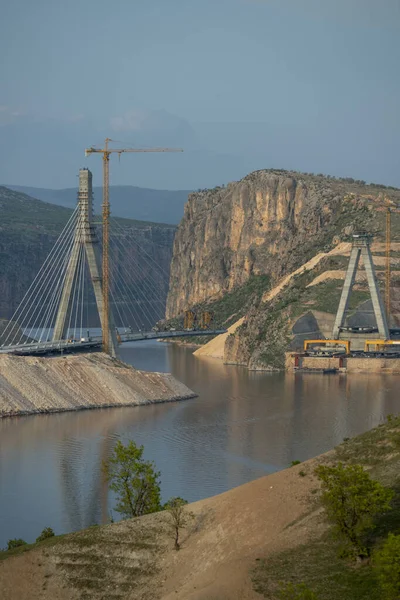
[1,0,399,190]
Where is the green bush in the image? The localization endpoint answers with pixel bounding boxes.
[315,462,393,558]
[278,582,319,599]
[290,460,301,467]
[374,533,400,599]
[7,538,27,550]
[36,527,55,543]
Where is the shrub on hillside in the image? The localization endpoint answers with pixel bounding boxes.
[36,527,55,543]
[315,462,393,558]
[7,538,27,550]
[374,533,400,599]
[278,582,319,599]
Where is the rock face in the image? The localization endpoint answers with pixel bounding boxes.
[0,187,175,322]
[166,170,400,318]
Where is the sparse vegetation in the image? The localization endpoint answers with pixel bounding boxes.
[164,497,194,550]
[253,413,400,600]
[103,440,161,519]
[36,527,55,543]
[7,538,27,550]
[278,582,319,599]
[374,533,400,599]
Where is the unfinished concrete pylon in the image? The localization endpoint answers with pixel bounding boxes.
[332,233,389,340]
[52,169,118,356]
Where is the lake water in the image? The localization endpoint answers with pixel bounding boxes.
[0,341,399,547]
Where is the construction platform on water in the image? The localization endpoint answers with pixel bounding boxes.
[288,230,400,374]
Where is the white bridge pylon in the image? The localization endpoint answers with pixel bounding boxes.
[52,169,118,356]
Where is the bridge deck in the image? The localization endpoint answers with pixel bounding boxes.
[0,330,227,356]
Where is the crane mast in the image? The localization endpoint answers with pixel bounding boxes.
[85,138,183,355]
[386,206,391,323]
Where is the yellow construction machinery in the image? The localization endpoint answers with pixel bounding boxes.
[364,339,400,352]
[85,138,182,354]
[304,339,351,355]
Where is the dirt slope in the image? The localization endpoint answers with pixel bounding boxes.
[0,460,321,600]
[193,317,245,359]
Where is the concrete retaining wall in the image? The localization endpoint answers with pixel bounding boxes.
[286,353,400,374]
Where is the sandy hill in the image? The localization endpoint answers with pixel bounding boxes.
[2,414,400,599]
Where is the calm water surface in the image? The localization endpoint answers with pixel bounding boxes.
[1,341,399,547]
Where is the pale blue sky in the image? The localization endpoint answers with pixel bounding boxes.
[1,0,400,189]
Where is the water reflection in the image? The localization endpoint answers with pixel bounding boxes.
[0,341,400,546]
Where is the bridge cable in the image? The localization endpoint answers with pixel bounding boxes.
[1,207,79,346]
[22,211,81,345]
[7,209,79,346]
[109,218,170,308]
[97,232,154,330]
[107,223,168,322]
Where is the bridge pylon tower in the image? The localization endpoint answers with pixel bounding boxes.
[332,232,389,340]
[52,168,118,356]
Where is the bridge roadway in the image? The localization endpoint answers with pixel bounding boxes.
[0,329,227,356]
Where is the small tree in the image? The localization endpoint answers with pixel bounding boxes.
[278,582,319,599]
[164,497,194,550]
[374,533,400,599]
[104,440,161,519]
[315,462,393,558]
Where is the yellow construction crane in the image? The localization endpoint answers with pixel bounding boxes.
[85,138,183,354]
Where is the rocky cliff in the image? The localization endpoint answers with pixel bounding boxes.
[0,187,175,322]
[166,169,400,318]
[166,169,400,370]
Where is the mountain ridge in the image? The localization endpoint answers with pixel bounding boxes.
[4,184,191,224]
[0,186,176,321]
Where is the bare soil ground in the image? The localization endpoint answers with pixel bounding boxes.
[0,459,323,600]
[3,409,399,600]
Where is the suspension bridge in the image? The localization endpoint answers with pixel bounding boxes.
[0,168,225,357]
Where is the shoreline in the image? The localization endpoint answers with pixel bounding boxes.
[0,393,197,420]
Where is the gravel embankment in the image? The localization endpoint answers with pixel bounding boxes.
[0,352,196,418]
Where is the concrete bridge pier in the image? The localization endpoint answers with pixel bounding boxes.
[52,169,118,357]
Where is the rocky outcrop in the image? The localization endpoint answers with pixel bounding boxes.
[166,170,400,318]
[0,353,195,418]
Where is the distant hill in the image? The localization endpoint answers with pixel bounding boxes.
[0,186,176,322]
[4,185,191,224]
